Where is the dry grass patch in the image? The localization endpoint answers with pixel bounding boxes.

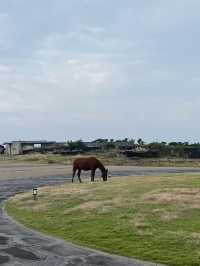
[10,192,30,202]
[42,184,92,196]
[9,195,50,211]
[63,194,134,215]
[63,201,103,214]
[186,233,200,245]
[144,188,200,206]
[159,212,178,222]
[29,203,50,211]
[134,214,149,230]
[151,208,178,221]
[190,232,200,239]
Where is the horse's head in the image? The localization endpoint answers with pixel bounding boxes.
[102,168,108,181]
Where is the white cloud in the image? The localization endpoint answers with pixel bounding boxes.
[0,1,200,142]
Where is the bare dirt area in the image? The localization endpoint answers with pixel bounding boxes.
[0,162,200,181]
[0,163,69,180]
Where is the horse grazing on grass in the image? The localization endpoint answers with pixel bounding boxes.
[72,157,108,183]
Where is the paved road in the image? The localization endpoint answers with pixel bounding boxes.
[1,165,199,265]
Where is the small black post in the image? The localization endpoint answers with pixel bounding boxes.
[33,188,38,200]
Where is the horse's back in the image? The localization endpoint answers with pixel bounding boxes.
[73,157,100,170]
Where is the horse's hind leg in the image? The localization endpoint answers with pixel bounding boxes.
[91,169,95,182]
[72,167,77,183]
[77,169,82,183]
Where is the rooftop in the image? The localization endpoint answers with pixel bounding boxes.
[4,140,56,145]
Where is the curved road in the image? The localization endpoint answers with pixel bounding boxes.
[0,164,199,265]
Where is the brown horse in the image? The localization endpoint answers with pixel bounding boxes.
[72,157,108,183]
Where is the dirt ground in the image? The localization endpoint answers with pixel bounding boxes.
[0,162,200,181]
[0,163,70,180]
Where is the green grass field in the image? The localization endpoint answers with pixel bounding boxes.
[6,174,200,266]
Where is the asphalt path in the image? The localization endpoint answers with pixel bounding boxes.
[0,165,199,265]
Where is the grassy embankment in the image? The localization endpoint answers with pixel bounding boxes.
[1,153,200,167]
[6,174,200,266]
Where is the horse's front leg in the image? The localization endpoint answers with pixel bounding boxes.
[77,169,82,183]
[91,169,95,182]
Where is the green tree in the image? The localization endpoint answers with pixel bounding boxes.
[67,140,87,151]
[137,138,144,146]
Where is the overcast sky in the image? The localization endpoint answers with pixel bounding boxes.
[0,0,200,143]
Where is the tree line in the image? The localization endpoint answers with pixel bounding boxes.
[66,139,200,158]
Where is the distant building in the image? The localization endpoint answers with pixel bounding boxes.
[4,141,56,155]
[83,141,103,150]
[0,145,5,154]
